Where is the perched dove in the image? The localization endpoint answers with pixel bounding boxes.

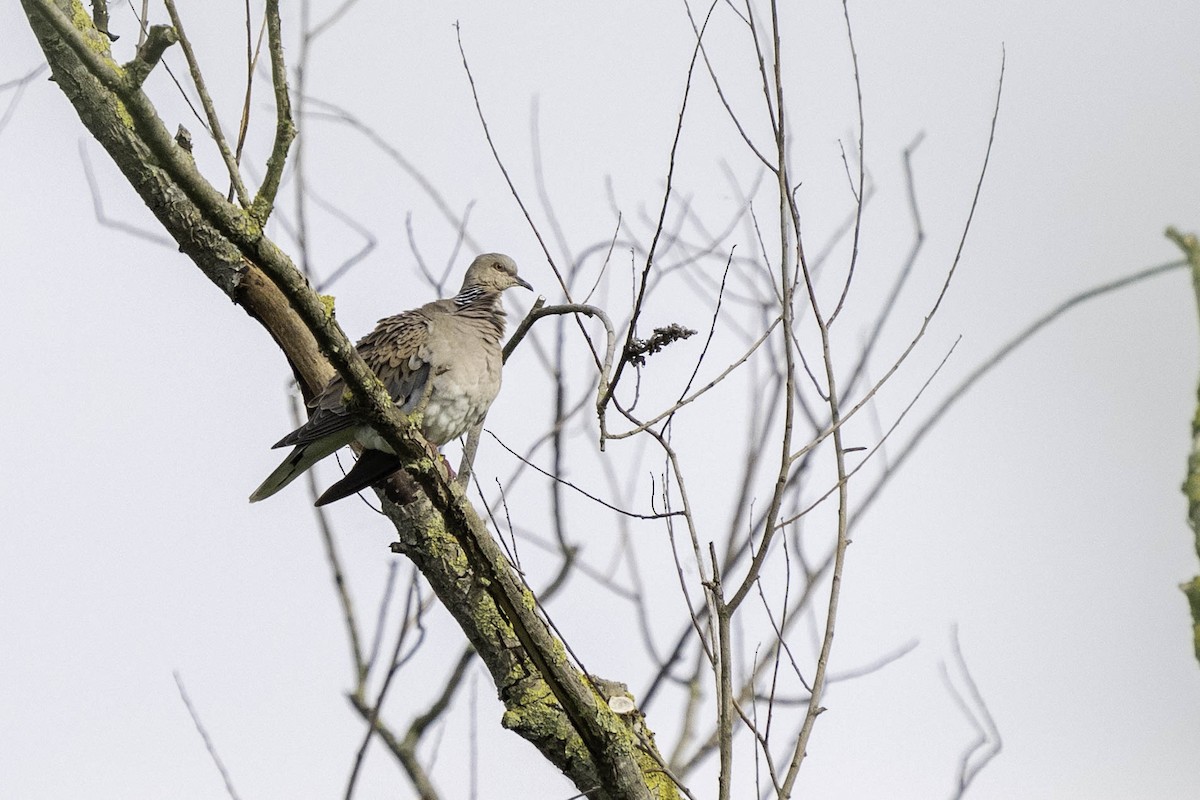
[250,253,531,506]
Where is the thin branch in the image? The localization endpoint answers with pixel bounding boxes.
[121,0,209,130]
[0,64,46,140]
[848,255,1185,530]
[827,0,866,325]
[308,0,365,41]
[78,139,175,246]
[766,0,852,787]
[529,97,573,265]
[293,395,366,683]
[250,0,295,223]
[232,2,266,171]
[345,574,423,799]
[487,431,680,520]
[308,188,379,292]
[681,0,776,171]
[784,50,1007,524]
[455,21,619,418]
[303,98,481,253]
[727,0,800,616]
[601,0,720,417]
[173,672,241,800]
[709,546,734,800]
[454,22,566,293]
[162,0,252,208]
[638,736,701,800]
[779,337,961,529]
[364,562,400,677]
[407,647,476,743]
[607,317,780,440]
[942,626,1002,800]
[0,63,47,93]
[583,212,623,305]
[839,133,926,403]
[136,0,148,46]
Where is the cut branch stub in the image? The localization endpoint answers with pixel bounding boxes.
[123,24,177,88]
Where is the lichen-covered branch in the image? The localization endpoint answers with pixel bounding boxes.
[1167,226,1200,665]
[251,0,294,224]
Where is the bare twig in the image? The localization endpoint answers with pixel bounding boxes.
[250,0,295,223]
[708,546,734,800]
[136,0,148,46]
[607,317,780,440]
[779,337,961,528]
[455,23,566,293]
[487,431,680,520]
[121,0,209,129]
[304,98,481,253]
[727,0,801,616]
[173,672,241,800]
[364,562,400,677]
[942,626,1002,799]
[827,0,866,325]
[308,0,366,41]
[0,64,46,139]
[840,133,926,402]
[682,0,775,170]
[162,0,252,208]
[601,0,720,418]
[345,573,424,799]
[292,395,367,683]
[232,1,266,171]
[849,255,1184,531]
[78,140,175,246]
[308,188,378,292]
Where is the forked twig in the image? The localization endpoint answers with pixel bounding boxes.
[941,625,1002,799]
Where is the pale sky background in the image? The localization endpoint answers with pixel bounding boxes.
[3,2,1200,799]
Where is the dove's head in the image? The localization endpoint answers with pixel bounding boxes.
[461,253,533,294]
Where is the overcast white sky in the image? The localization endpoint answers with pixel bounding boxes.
[3,1,1200,798]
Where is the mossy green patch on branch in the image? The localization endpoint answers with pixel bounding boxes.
[1183,578,1200,663]
[113,97,134,129]
[1171,225,1200,668]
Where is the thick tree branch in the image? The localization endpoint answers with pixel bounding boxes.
[21,2,669,796]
